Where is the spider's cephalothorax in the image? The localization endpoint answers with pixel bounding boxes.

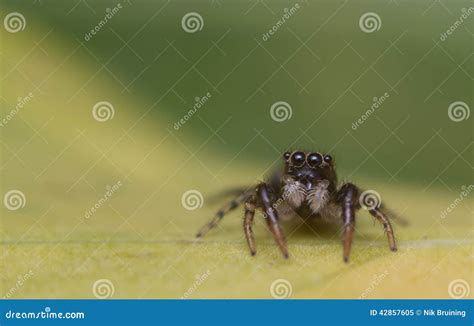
[196,150,398,262]
[281,151,338,216]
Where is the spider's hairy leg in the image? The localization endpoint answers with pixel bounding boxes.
[196,190,250,238]
[243,197,257,256]
[256,183,289,259]
[337,183,358,263]
[369,207,397,252]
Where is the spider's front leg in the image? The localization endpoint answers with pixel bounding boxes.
[256,183,289,258]
[337,183,358,262]
[337,183,398,262]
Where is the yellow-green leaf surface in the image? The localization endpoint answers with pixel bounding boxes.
[1,2,472,299]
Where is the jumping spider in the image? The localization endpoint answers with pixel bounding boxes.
[196,150,398,262]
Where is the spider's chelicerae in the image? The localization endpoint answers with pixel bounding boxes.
[196,150,398,262]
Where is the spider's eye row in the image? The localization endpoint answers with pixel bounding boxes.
[283,152,291,160]
[307,153,323,167]
[290,152,306,166]
[324,154,333,163]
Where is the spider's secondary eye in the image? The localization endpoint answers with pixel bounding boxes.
[307,153,323,167]
[283,152,291,160]
[324,154,333,163]
[291,152,305,166]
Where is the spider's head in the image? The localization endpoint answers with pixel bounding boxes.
[283,151,335,186]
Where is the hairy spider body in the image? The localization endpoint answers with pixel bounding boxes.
[196,151,398,262]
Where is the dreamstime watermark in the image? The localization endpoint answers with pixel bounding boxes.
[180,270,211,299]
[3,190,26,211]
[359,270,389,299]
[270,101,292,122]
[181,12,203,33]
[448,279,470,299]
[5,307,85,320]
[0,93,34,128]
[173,92,212,130]
[92,101,115,122]
[84,181,122,219]
[84,4,123,41]
[3,270,34,298]
[270,279,292,299]
[262,4,301,41]
[359,190,382,210]
[351,92,390,130]
[440,7,474,41]
[359,245,417,298]
[359,12,381,33]
[92,279,115,299]
[439,184,473,219]
[181,190,204,210]
[4,12,26,33]
[448,101,470,122]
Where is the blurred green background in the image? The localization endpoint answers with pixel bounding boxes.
[1,0,472,299]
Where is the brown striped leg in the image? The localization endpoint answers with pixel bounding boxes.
[256,183,289,259]
[196,191,248,238]
[243,200,257,256]
[369,207,397,252]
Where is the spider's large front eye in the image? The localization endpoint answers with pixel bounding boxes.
[290,152,305,166]
[307,153,323,167]
[323,154,333,164]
